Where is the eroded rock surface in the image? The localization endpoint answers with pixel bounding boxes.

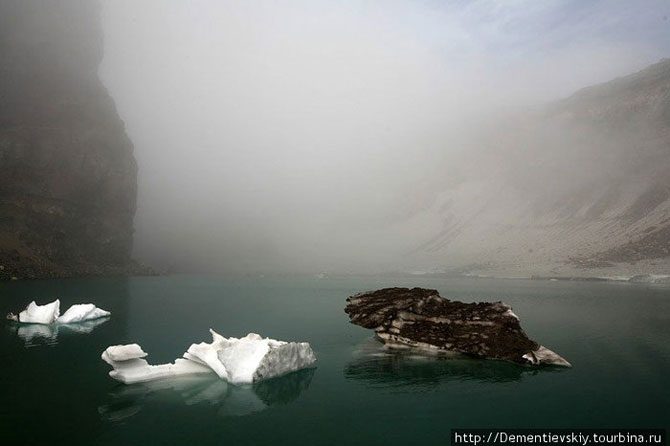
[345,287,570,367]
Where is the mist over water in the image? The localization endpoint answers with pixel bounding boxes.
[99,0,670,274]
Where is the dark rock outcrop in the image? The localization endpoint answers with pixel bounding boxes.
[0,0,144,279]
[345,287,570,367]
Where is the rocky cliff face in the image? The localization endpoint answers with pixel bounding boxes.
[409,59,670,277]
[0,0,140,279]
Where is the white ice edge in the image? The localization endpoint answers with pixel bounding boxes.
[522,345,572,367]
[102,330,317,385]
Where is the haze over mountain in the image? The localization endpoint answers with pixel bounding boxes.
[99,1,669,276]
[1,1,669,279]
[407,59,670,277]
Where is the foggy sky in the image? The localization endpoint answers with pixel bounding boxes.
[99,0,670,274]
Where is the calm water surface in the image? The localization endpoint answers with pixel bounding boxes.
[1,275,668,445]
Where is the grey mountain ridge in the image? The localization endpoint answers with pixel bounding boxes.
[411,59,670,277]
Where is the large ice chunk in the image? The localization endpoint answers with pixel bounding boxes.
[216,333,317,384]
[56,304,110,324]
[8,299,110,325]
[18,300,61,324]
[103,331,317,385]
[184,340,230,380]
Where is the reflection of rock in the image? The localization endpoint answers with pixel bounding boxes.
[344,339,564,388]
[345,287,570,367]
[9,317,109,347]
[98,368,315,422]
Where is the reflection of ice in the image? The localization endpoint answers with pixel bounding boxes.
[59,317,110,334]
[344,338,565,389]
[10,317,110,347]
[16,324,58,346]
[218,385,268,417]
[98,368,315,422]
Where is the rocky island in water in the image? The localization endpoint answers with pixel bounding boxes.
[346,287,571,367]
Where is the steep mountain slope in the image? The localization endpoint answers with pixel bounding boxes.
[410,59,670,276]
[0,0,141,279]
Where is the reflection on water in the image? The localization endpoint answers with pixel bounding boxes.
[99,368,315,422]
[8,317,110,347]
[344,338,565,389]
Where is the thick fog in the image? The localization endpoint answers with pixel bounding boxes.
[99,0,669,274]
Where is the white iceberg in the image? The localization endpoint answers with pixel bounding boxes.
[216,333,317,384]
[57,304,110,323]
[102,330,317,385]
[8,299,110,325]
[17,299,61,324]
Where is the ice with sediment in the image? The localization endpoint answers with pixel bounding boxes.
[9,299,110,324]
[102,330,317,385]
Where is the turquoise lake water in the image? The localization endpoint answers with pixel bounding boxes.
[1,275,668,445]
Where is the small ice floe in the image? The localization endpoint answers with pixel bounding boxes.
[57,304,110,323]
[102,330,317,385]
[7,299,110,324]
[10,299,62,324]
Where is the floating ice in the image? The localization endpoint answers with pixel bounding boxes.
[102,330,317,385]
[56,304,110,324]
[7,299,110,325]
[102,348,213,384]
[217,333,317,384]
[105,344,147,362]
[16,299,61,324]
